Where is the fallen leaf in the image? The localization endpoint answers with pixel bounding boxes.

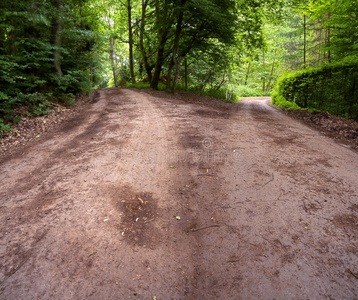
[346,228,354,240]
[170,166,175,169]
[133,274,141,280]
[35,134,40,138]
[89,250,97,257]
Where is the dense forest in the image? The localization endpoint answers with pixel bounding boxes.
[0,0,357,133]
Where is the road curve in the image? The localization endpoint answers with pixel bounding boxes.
[0,89,357,299]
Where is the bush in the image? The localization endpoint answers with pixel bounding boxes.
[275,57,358,120]
[271,91,302,110]
[235,85,271,98]
[125,82,167,91]
[0,118,13,134]
[177,85,239,103]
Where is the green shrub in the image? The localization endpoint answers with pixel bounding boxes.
[176,84,239,103]
[271,91,302,110]
[126,82,239,103]
[0,118,13,134]
[125,82,166,91]
[275,57,358,120]
[235,85,271,98]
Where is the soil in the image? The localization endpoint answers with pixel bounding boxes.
[283,109,358,151]
[0,93,91,156]
[0,89,357,299]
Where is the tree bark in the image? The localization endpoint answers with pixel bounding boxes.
[262,52,265,92]
[170,2,185,93]
[303,14,306,69]
[266,47,277,92]
[151,0,186,90]
[172,56,181,93]
[127,0,135,83]
[201,71,212,92]
[166,61,174,91]
[52,0,64,77]
[151,32,168,90]
[139,0,153,82]
[139,63,143,79]
[184,58,188,91]
[216,72,226,90]
[150,0,171,90]
[327,23,331,63]
[110,36,117,87]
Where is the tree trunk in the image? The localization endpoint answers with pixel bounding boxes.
[244,62,250,86]
[151,0,185,90]
[139,63,143,79]
[327,25,331,63]
[52,0,63,77]
[10,21,16,53]
[303,14,306,69]
[170,1,185,93]
[266,47,277,92]
[172,56,181,93]
[139,0,153,82]
[215,72,226,90]
[184,58,188,91]
[166,61,174,91]
[262,52,265,92]
[201,71,212,92]
[127,0,135,83]
[151,34,168,90]
[90,66,94,84]
[110,36,117,87]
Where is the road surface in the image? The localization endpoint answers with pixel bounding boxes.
[1,88,357,299]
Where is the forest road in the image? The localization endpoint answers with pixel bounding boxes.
[0,88,357,299]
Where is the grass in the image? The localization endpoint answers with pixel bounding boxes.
[234,85,271,98]
[125,82,167,91]
[125,82,240,103]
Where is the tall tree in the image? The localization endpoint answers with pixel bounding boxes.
[126,0,135,83]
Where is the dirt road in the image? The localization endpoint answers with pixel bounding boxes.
[1,88,357,299]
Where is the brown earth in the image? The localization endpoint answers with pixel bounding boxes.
[0,88,357,299]
[283,109,358,151]
[0,93,92,155]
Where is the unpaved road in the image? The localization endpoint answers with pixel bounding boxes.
[1,88,357,299]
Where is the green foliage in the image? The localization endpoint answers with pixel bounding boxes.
[275,58,358,119]
[126,81,238,103]
[0,118,13,134]
[125,82,167,91]
[235,85,271,97]
[176,84,239,103]
[271,91,302,110]
[2,0,355,132]
[0,0,98,124]
[29,102,53,116]
[308,0,358,60]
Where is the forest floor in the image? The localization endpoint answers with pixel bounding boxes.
[0,88,357,299]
